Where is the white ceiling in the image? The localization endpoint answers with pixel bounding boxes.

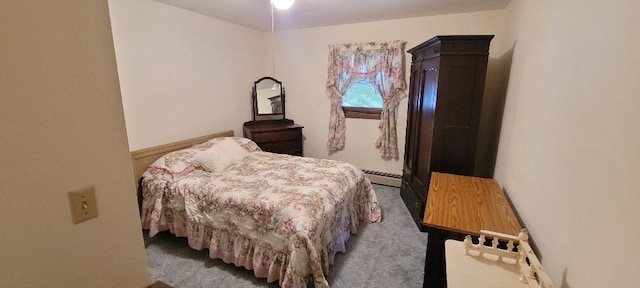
[154,0,511,31]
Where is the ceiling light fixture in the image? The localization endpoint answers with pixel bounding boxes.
[271,0,294,10]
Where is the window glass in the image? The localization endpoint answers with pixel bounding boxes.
[342,82,382,108]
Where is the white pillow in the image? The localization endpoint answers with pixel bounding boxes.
[192,138,249,174]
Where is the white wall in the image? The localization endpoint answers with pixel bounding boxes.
[271,10,507,174]
[108,0,265,150]
[109,1,506,173]
[0,1,149,287]
[495,0,640,286]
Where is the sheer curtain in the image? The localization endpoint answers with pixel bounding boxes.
[326,40,407,158]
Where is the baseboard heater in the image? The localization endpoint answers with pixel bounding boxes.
[361,169,402,187]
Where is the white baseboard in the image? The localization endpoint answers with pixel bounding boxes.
[362,169,402,187]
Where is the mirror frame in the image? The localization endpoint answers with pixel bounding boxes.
[252,76,286,121]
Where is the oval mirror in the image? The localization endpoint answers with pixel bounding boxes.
[252,77,286,121]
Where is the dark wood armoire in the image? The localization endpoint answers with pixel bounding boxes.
[400,35,494,230]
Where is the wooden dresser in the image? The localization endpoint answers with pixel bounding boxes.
[243,120,303,156]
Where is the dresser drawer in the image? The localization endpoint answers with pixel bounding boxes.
[259,140,301,153]
[243,121,304,156]
[252,129,301,143]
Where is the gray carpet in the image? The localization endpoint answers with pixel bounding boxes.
[145,184,428,287]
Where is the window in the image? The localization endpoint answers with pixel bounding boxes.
[342,81,382,119]
[326,40,407,158]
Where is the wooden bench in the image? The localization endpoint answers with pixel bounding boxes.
[445,229,554,288]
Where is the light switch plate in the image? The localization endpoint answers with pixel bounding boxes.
[68,186,98,224]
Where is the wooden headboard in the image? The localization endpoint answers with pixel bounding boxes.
[130,130,234,190]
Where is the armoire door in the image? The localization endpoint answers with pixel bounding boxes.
[402,60,423,183]
[410,57,440,198]
[431,56,486,176]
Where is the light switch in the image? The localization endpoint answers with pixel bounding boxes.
[68,186,98,224]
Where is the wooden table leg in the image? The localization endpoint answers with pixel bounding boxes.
[423,227,448,288]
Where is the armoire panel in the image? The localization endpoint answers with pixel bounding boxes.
[402,63,424,179]
[441,64,478,127]
[413,57,439,191]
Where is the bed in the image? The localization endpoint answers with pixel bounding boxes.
[131,130,382,288]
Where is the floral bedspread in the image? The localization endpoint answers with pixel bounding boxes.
[141,151,382,288]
